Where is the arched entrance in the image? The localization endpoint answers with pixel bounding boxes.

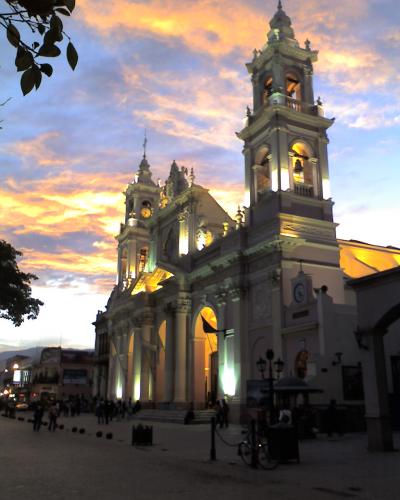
[193,307,218,408]
[349,267,400,451]
[155,320,166,403]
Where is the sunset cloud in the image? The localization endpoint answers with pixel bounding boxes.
[0,0,399,350]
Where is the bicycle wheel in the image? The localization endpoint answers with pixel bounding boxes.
[238,442,252,466]
[258,443,279,470]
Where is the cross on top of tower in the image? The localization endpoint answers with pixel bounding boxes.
[278,0,283,10]
[143,129,148,159]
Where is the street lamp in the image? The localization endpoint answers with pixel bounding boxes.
[256,349,285,425]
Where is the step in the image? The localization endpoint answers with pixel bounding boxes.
[133,409,217,425]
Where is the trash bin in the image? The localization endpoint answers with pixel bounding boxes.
[267,426,300,463]
[132,424,153,446]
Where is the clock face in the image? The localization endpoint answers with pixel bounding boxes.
[293,283,306,303]
[140,206,152,219]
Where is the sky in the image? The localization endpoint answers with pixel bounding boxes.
[0,0,399,351]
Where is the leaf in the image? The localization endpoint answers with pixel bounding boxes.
[33,42,40,49]
[38,44,61,57]
[15,50,34,72]
[55,7,71,16]
[63,0,76,13]
[66,42,78,70]
[50,15,63,35]
[20,69,35,96]
[7,24,20,48]
[38,24,45,36]
[40,63,53,77]
[33,67,42,90]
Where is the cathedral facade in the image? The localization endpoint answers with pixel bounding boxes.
[94,3,400,422]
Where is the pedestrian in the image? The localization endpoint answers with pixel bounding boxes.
[278,406,292,425]
[221,399,229,428]
[326,399,338,437]
[133,400,141,414]
[104,399,110,425]
[48,403,58,431]
[96,399,105,424]
[127,398,133,419]
[33,403,44,432]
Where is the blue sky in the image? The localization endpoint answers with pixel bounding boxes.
[0,0,399,350]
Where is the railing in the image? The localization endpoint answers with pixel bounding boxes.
[294,183,314,197]
[248,93,323,124]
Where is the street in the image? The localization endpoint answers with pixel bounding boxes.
[0,413,399,500]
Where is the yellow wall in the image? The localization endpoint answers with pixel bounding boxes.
[339,240,400,279]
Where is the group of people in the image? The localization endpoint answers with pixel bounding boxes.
[32,401,57,432]
[95,398,141,425]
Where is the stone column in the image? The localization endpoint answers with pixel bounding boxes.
[163,305,175,403]
[230,286,248,422]
[360,329,394,451]
[121,331,129,399]
[174,292,191,404]
[132,324,142,401]
[140,310,153,402]
[215,291,227,401]
[269,268,283,363]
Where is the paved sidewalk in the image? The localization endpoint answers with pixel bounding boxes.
[0,412,399,500]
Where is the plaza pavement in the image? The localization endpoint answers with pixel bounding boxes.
[0,412,399,500]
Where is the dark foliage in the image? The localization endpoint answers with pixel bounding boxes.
[0,239,43,326]
[1,0,78,95]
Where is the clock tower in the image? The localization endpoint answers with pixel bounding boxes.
[116,153,160,289]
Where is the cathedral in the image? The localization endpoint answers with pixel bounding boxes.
[94,2,400,424]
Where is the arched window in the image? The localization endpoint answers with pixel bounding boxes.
[138,247,148,273]
[263,76,273,104]
[286,73,301,99]
[290,142,314,196]
[254,146,271,195]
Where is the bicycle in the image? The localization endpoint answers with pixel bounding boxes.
[238,420,278,470]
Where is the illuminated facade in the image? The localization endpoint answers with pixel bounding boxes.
[94,2,400,421]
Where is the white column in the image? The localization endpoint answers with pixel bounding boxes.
[174,293,191,404]
[140,311,153,402]
[133,327,142,401]
[163,306,175,403]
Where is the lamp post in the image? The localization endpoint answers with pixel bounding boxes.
[256,350,285,425]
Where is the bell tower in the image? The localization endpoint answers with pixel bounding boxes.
[239,1,333,211]
[116,150,160,289]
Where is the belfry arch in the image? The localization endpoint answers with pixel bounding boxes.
[192,306,218,408]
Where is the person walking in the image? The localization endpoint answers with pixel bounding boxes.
[326,399,338,437]
[96,399,105,425]
[48,403,58,432]
[221,399,230,428]
[33,403,44,432]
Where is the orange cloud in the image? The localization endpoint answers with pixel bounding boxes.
[7,132,68,167]
[77,0,395,96]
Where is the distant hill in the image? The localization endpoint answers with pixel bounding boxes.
[0,346,43,365]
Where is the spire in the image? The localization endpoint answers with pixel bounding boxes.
[133,133,156,186]
[267,0,296,44]
[143,129,147,159]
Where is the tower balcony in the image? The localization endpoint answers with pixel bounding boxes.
[294,183,314,198]
[249,93,324,124]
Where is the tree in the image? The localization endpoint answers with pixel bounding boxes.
[1,0,78,95]
[0,239,43,326]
